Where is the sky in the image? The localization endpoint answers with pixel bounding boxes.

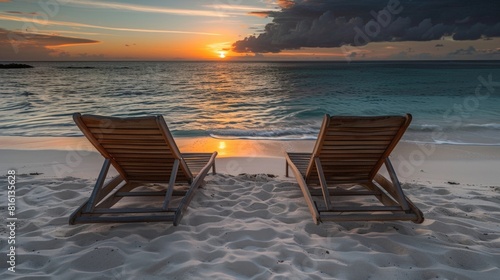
[0,0,499,61]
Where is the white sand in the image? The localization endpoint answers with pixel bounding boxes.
[1,137,500,279]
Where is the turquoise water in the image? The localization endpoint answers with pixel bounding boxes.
[1,61,499,145]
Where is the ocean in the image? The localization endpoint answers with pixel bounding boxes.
[1,61,499,145]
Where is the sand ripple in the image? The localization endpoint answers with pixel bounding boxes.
[1,174,499,279]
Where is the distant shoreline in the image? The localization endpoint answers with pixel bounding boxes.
[0,63,33,69]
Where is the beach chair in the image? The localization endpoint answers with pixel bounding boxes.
[69,113,217,226]
[285,114,424,224]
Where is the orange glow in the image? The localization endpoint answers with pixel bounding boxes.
[218,141,227,150]
[35,28,245,60]
[218,141,227,156]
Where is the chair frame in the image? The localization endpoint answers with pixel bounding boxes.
[285,114,424,224]
[69,113,217,226]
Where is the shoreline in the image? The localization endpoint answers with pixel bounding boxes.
[1,135,499,185]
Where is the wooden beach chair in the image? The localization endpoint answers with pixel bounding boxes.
[69,113,217,226]
[285,114,424,225]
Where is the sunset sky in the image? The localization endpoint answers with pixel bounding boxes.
[1,0,499,61]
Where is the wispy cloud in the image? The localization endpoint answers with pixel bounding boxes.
[5,11,39,16]
[204,4,279,12]
[0,27,99,60]
[0,13,220,36]
[32,29,112,37]
[204,4,280,17]
[1,28,99,46]
[64,0,231,18]
[247,11,271,18]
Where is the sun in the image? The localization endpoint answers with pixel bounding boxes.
[218,51,226,59]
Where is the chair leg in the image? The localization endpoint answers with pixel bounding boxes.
[84,158,111,213]
[285,154,321,224]
[314,157,332,210]
[373,174,424,223]
[162,159,180,210]
[69,175,125,225]
[174,153,217,226]
[384,158,410,211]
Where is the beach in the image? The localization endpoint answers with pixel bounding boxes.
[1,0,500,277]
[1,137,499,279]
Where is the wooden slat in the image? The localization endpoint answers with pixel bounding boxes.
[326,131,398,136]
[96,134,165,140]
[324,171,369,175]
[320,166,375,173]
[125,166,179,175]
[327,127,400,133]
[322,140,392,146]
[323,174,373,179]
[116,157,175,163]
[325,137,394,143]
[318,149,386,154]
[323,206,403,212]
[320,213,417,222]
[309,189,380,196]
[317,159,377,164]
[124,175,189,181]
[107,149,171,154]
[114,155,176,161]
[286,153,310,176]
[320,154,381,159]
[115,191,187,197]
[82,119,159,129]
[120,168,173,173]
[127,177,170,182]
[323,172,372,177]
[119,162,173,167]
[320,145,389,150]
[98,139,167,145]
[122,168,173,173]
[319,165,375,170]
[101,144,171,150]
[89,128,163,135]
[330,117,404,128]
[182,153,214,157]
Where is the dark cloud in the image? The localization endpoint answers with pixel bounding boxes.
[233,0,500,53]
[0,28,99,60]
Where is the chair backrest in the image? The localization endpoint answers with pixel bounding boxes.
[74,113,193,183]
[305,114,411,184]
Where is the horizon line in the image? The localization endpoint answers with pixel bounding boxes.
[2,59,500,63]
